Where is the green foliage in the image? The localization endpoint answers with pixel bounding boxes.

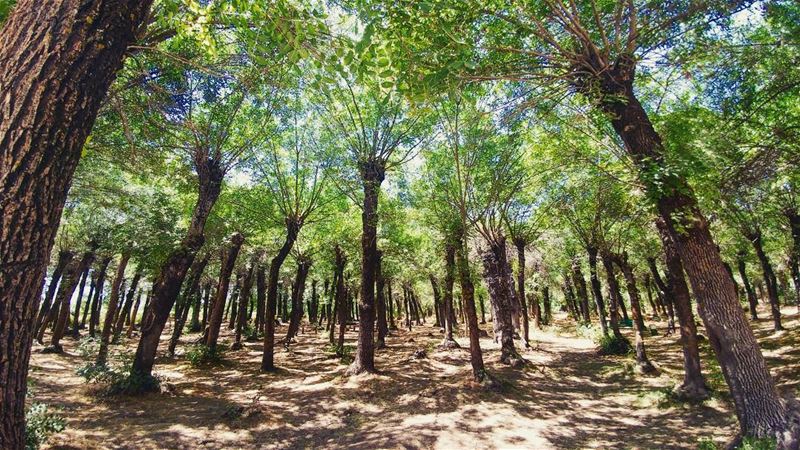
[25,403,65,450]
[596,334,631,356]
[77,352,161,395]
[185,344,228,367]
[698,436,777,450]
[325,343,354,364]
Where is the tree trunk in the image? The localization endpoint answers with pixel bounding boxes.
[113,269,142,344]
[480,236,522,367]
[601,252,626,341]
[233,264,256,349]
[349,166,384,376]
[376,251,388,349]
[255,259,267,334]
[592,62,789,439]
[70,263,92,336]
[643,274,660,319]
[205,233,245,354]
[227,272,242,330]
[34,250,74,339]
[0,1,154,445]
[81,274,96,329]
[571,259,591,322]
[587,246,609,335]
[126,290,144,339]
[749,231,783,331]
[738,257,759,320]
[285,259,310,344]
[261,220,299,371]
[334,248,347,353]
[45,257,84,351]
[514,239,531,347]
[615,254,657,374]
[132,155,224,378]
[648,257,675,332]
[88,257,111,338]
[168,255,209,354]
[656,218,709,399]
[97,254,131,365]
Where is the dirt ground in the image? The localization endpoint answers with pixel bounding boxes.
[28,303,800,450]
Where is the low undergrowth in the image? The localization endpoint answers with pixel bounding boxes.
[185,343,228,367]
[77,351,161,395]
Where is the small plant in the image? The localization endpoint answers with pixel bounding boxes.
[697,436,776,450]
[25,403,65,450]
[596,333,631,355]
[76,336,100,359]
[243,323,259,341]
[77,351,161,395]
[325,343,354,364]
[186,344,227,367]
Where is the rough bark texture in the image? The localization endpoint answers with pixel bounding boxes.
[0,2,154,445]
[168,255,209,355]
[571,259,591,322]
[738,257,760,320]
[255,260,267,334]
[656,219,709,400]
[261,220,299,371]
[113,269,141,343]
[132,154,224,378]
[582,56,790,439]
[46,255,87,351]
[206,233,245,354]
[438,242,459,349]
[34,250,74,338]
[233,264,256,349]
[349,163,384,376]
[600,252,626,341]
[88,257,111,337]
[480,237,522,367]
[334,248,347,353]
[648,257,676,333]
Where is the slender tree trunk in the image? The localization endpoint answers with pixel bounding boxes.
[255,260,267,334]
[456,232,487,381]
[587,247,609,335]
[34,250,74,338]
[648,257,675,332]
[97,254,131,365]
[88,258,111,338]
[615,254,657,374]
[334,248,347,353]
[261,221,299,371]
[44,257,83,352]
[601,252,626,341]
[233,264,256,349]
[285,259,310,344]
[81,274,96,329]
[205,233,245,354]
[514,240,531,347]
[749,231,783,331]
[643,274,659,319]
[571,259,591,323]
[168,255,209,354]
[126,290,144,338]
[227,272,242,330]
[70,264,92,336]
[201,283,211,330]
[349,166,384,376]
[0,2,154,444]
[439,242,459,348]
[738,257,760,320]
[592,66,789,439]
[113,269,141,344]
[387,279,396,331]
[376,251,388,349]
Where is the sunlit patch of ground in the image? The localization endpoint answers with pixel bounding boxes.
[28,303,800,449]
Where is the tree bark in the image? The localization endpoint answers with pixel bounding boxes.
[0,1,154,445]
[168,255,209,354]
[748,230,783,331]
[648,257,675,332]
[285,259,310,344]
[587,246,609,335]
[34,250,74,339]
[97,253,131,365]
[738,257,759,320]
[656,219,709,399]
[233,264,256,349]
[334,247,347,353]
[70,262,92,336]
[456,232,487,382]
[514,239,531,347]
[587,59,789,438]
[113,268,142,344]
[261,220,299,371]
[349,164,384,376]
[601,252,626,341]
[88,257,111,338]
[45,256,85,351]
[614,254,656,374]
[376,251,388,349]
[571,258,591,322]
[480,236,522,367]
[205,233,245,354]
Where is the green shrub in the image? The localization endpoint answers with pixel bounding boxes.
[697,436,776,450]
[243,323,259,341]
[76,336,100,359]
[186,344,227,367]
[77,352,161,395]
[25,403,65,450]
[596,333,631,355]
[325,343,354,364]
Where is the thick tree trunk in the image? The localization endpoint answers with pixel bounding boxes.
[615,254,656,374]
[656,219,709,399]
[587,247,609,335]
[376,251,388,349]
[261,220,299,371]
[0,2,154,445]
[97,253,131,365]
[349,166,384,376]
[88,258,111,337]
[285,259,310,344]
[132,156,223,378]
[748,231,783,331]
[591,63,790,439]
[205,233,245,354]
[480,237,523,367]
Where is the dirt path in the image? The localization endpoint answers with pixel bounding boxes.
[29,305,800,450]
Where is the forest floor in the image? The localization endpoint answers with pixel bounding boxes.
[29,304,800,450]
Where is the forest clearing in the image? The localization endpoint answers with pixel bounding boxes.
[1,0,800,449]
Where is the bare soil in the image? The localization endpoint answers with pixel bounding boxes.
[28,304,800,450]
